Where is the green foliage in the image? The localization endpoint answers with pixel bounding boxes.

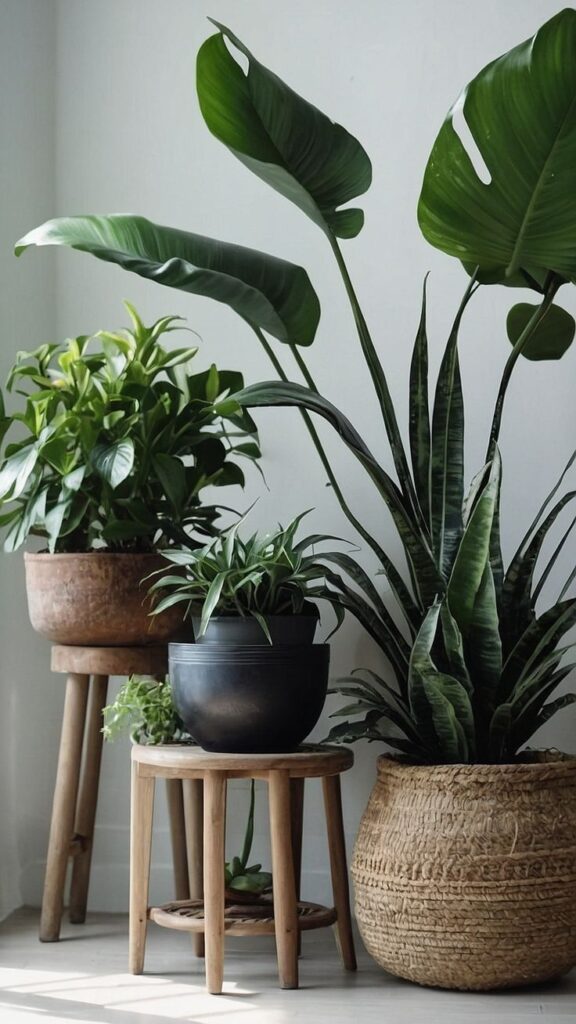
[150,511,345,641]
[13,16,576,761]
[225,780,272,896]
[0,303,260,552]
[102,676,192,745]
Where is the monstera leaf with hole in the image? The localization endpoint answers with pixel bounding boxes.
[15,214,320,347]
[197,21,372,238]
[419,9,576,287]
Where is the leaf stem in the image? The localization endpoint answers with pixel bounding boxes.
[487,275,562,457]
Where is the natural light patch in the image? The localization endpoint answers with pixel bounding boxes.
[451,95,492,185]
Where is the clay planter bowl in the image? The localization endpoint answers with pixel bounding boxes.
[352,754,576,991]
[24,551,186,647]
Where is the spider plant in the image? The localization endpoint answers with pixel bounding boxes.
[149,511,346,642]
[15,11,576,761]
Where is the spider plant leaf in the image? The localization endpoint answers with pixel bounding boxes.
[447,449,501,636]
[408,277,431,524]
[16,214,320,347]
[419,8,576,285]
[198,571,227,637]
[197,23,372,238]
[507,302,575,360]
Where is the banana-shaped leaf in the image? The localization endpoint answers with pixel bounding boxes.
[15,215,320,347]
[507,302,575,360]
[197,22,372,238]
[418,9,576,284]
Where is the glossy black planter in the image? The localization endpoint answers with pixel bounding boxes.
[192,611,318,646]
[169,642,330,753]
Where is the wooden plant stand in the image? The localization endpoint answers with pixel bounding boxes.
[130,744,356,994]
[40,645,198,946]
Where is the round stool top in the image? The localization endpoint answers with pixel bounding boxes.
[132,743,353,778]
[51,645,167,677]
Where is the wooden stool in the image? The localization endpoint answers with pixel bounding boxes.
[130,744,356,993]
[41,645,197,945]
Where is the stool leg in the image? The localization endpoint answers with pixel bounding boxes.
[290,778,304,957]
[40,673,89,942]
[183,779,205,958]
[203,772,226,995]
[69,674,109,924]
[129,763,155,974]
[166,779,190,899]
[269,770,299,989]
[322,775,357,971]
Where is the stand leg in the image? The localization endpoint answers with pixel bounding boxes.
[40,673,89,942]
[166,779,190,900]
[290,778,304,957]
[322,775,357,971]
[69,674,109,924]
[269,770,299,989]
[183,778,205,957]
[203,772,226,995]
[129,763,155,974]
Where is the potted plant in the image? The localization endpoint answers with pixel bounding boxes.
[150,513,344,753]
[103,675,272,901]
[0,302,260,645]
[13,8,576,988]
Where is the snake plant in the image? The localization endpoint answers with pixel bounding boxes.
[14,11,576,762]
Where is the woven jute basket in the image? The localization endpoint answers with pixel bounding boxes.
[352,754,576,990]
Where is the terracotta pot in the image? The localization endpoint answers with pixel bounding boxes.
[24,552,187,646]
[352,754,576,991]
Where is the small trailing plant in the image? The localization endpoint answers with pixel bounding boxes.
[149,511,349,641]
[103,677,271,897]
[0,303,259,552]
[102,676,191,745]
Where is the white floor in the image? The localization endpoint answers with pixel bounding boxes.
[0,908,575,1024]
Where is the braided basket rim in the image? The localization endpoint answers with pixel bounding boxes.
[376,751,576,787]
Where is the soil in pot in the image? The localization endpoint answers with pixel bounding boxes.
[24,551,187,646]
[352,754,576,991]
[169,641,330,753]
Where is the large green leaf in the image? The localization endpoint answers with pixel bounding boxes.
[197,22,372,238]
[507,302,575,360]
[418,9,576,284]
[15,214,320,347]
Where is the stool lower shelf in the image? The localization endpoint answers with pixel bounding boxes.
[149,897,337,936]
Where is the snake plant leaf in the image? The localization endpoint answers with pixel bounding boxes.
[447,449,501,636]
[466,563,502,723]
[418,9,576,284]
[507,303,575,360]
[488,704,513,761]
[15,215,320,347]
[500,598,576,697]
[430,312,465,577]
[408,279,431,524]
[439,603,471,693]
[510,669,576,752]
[197,22,372,238]
[229,379,442,605]
[422,674,475,762]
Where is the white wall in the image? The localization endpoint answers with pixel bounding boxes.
[0,0,58,920]
[3,0,576,915]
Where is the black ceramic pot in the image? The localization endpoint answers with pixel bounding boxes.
[192,609,318,646]
[169,642,330,753]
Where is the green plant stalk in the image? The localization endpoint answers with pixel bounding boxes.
[253,327,418,630]
[487,275,562,457]
[328,232,427,536]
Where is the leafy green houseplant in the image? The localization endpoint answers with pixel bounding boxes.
[155,513,343,752]
[150,511,345,643]
[13,8,576,985]
[103,677,271,898]
[0,302,260,645]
